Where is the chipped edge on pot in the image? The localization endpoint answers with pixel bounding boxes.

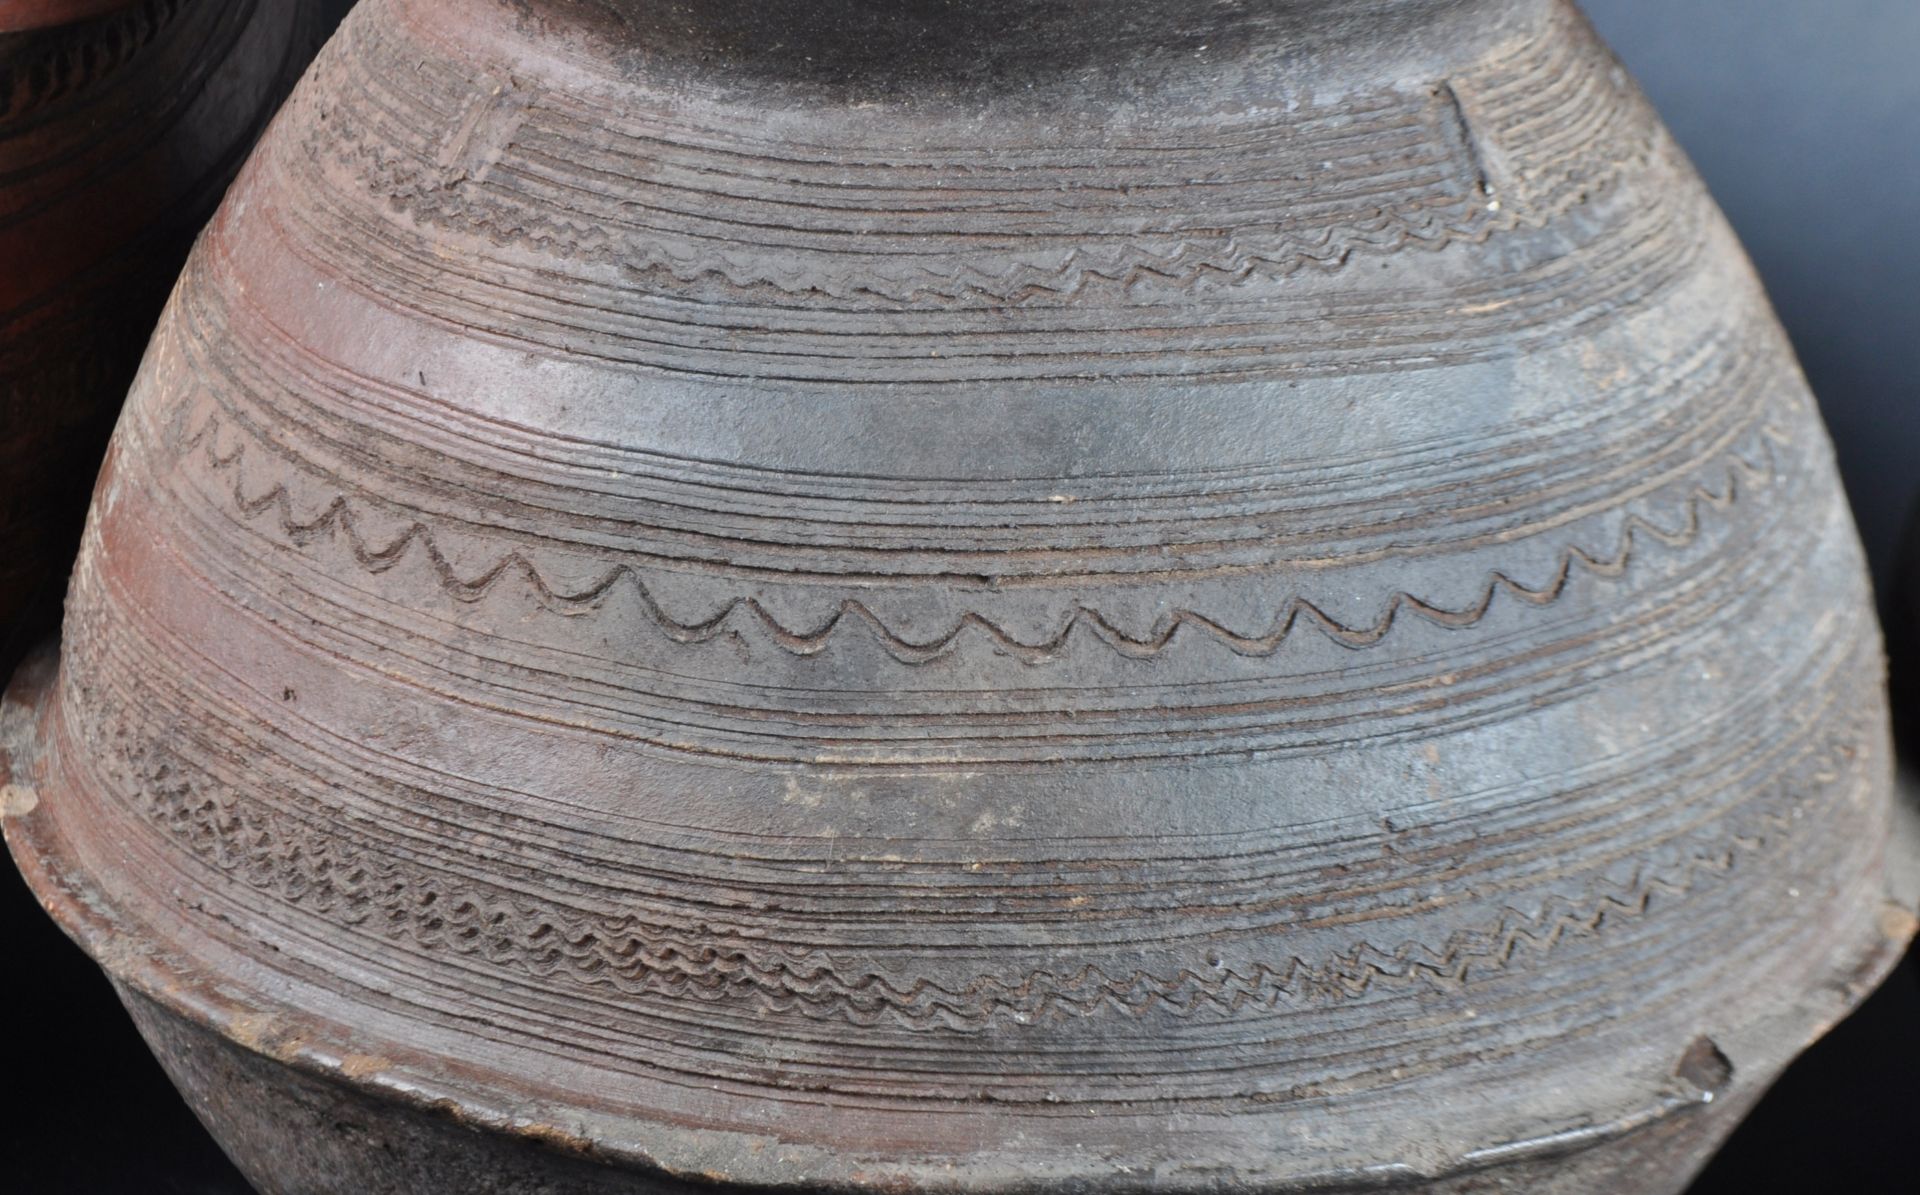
[5,642,1918,1194]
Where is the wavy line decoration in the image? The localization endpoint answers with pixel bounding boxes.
[316,93,1660,311]
[345,161,1591,309]
[174,405,1789,665]
[100,696,1866,1034]
[299,1,1663,311]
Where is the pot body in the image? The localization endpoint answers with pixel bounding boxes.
[0,0,349,669]
[6,0,1918,1191]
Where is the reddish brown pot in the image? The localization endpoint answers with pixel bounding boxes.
[0,0,349,669]
[0,1,143,36]
[5,0,1919,1192]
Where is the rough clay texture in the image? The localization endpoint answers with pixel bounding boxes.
[115,981,1765,1195]
[0,0,348,670]
[5,0,1918,1192]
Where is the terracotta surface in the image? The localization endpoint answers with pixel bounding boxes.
[6,0,1919,1191]
[0,0,348,669]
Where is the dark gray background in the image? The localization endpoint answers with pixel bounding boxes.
[3,2,1916,1191]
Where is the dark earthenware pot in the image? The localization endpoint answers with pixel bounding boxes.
[0,0,350,671]
[5,1,1917,1191]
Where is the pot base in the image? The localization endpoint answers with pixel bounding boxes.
[113,980,1769,1195]
[117,984,698,1195]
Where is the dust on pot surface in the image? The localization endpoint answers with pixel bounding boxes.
[0,0,350,670]
[5,0,1918,1191]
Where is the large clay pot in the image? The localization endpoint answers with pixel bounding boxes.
[0,0,350,669]
[5,0,1917,1191]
